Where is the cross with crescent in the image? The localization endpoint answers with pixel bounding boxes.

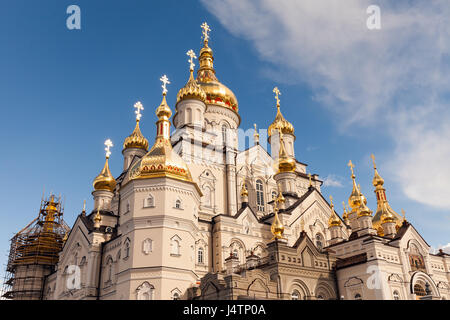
[348,160,355,176]
[134,101,144,121]
[186,49,197,71]
[201,22,211,43]
[104,139,113,158]
[160,75,170,95]
[273,87,281,106]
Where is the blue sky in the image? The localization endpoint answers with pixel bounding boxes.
[1,1,449,279]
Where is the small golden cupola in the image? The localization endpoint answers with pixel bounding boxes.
[196,22,239,113]
[271,195,285,240]
[128,76,199,191]
[328,196,342,228]
[370,154,403,234]
[268,87,295,138]
[93,139,117,192]
[177,49,207,104]
[277,129,296,173]
[123,102,149,151]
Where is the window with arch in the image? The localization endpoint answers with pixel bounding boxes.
[291,290,300,300]
[354,293,362,300]
[256,180,265,212]
[144,195,154,208]
[136,282,154,300]
[175,199,182,209]
[203,186,212,207]
[124,239,130,259]
[105,257,113,284]
[142,238,153,255]
[393,290,400,300]
[408,244,426,272]
[222,124,228,145]
[173,292,180,300]
[233,249,239,259]
[197,247,204,264]
[315,233,324,251]
[171,236,181,256]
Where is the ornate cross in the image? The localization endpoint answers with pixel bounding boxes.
[348,160,355,175]
[371,154,377,169]
[134,101,144,121]
[104,139,113,158]
[201,22,211,42]
[329,195,334,209]
[186,49,197,71]
[160,75,170,95]
[273,87,281,106]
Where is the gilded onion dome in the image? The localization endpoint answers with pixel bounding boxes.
[277,129,296,173]
[129,79,200,194]
[357,196,373,217]
[196,23,239,113]
[328,196,342,228]
[240,181,249,197]
[370,155,403,234]
[268,87,295,138]
[342,202,349,224]
[123,102,149,151]
[93,140,117,192]
[271,201,285,240]
[347,161,362,211]
[177,68,207,103]
[123,120,149,151]
[380,202,395,224]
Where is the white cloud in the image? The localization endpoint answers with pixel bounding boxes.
[202,0,450,209]
[323,174,344,188]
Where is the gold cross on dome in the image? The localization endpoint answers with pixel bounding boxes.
[371,154,377,169]
[329,195,334,207]
[201,22,211,42]
[273,87,281,106]
[348,160,355,175]
[160,75,170,95]
[104,139,113,158]
[134,101,144,121]
[186,49,197,71]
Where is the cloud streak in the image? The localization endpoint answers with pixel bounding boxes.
[202,0,450,209]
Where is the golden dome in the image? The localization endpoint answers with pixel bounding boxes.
[380,202,395,224]
[276,184,286,204]
[357,199,373,217]
[268,88,294,138]
[123,120,149,151]
[177,69,207,103]
[196,38,239,113]
[328,196,342,228]
[371,154,385,187]
[347,160,362,210]
[342,202,349,223]
[277,130,296,173]
[129,91,200,194]
[93,156,116,192]
[240,182,248,197]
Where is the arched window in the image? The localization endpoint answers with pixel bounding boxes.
[187,108,192,123]
[291,290,300,300]
[233,249,239,259]
[222,125,228,145]
[124,239,130,259]
[315,234,324,251]
[256,180,265,212]
[393,290,400,300]
[144,195,154,208]
[106,257,113,283]
[198,248,204,264]
[203,186,212,207]
[136,282,154,300]
[173,292,180,300]
[175,199,182,209]
[354,293,362,300]
[143,238,152,255]
[171,237,181,256]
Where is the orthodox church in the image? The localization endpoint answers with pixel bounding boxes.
[3,23,449,301]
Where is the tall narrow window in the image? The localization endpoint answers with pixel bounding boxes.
[171,238,181,256]
[175,199,182,209]
[291,290,300,300]
[393,291,400,300]
[145,195,154,208]
[124,240,130,259]
[198,248,204,264]
[222,125,227,145]
[256,180,265,212]
[315,234,324,251]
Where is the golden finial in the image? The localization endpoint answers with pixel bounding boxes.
[276,184,285,204]
[342,201,349,222]
[82,200,86,215]
[240,181,248,198]
[253,123,259,145]
[270,200,285,240]
[273,86,281,107]
[277,128,296,173]
[329,196,342,228]
[401,209,407,222]
[348,160,355,177]
[370,154,376,169]
[94,208,102,229]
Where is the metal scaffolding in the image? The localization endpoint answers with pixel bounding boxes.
[1,194,70,300]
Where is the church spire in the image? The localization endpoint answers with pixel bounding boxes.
[370,154,403,235]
